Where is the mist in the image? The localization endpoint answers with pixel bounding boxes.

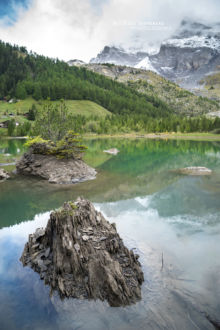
[0,0,219,61]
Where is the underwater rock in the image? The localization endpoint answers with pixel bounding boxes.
[103,148,119,155]
[176,166,212,176]
[0,168,10,181]
[20,198,144,307]
[16,151,96,184]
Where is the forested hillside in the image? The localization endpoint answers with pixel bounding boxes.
[0,41,171,118]
[82,63,220,116]
[0,40,219,136]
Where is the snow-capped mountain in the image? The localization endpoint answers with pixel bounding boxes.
[163,35,220,51]
[151,20,220,88]
[89,19,220,88]
[90,46,148,67]
[171,20,220,40]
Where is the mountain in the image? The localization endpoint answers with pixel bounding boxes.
[67,59,85,67]
[151,20,220,89]
[90,46,148,68]
[0,40,173,118]
[77,63,219,116]
[200,71,220,101]
[90,46,147,68]
[89,19,220,93]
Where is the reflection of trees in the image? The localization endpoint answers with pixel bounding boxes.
[1,138,220,229]
[85,138,220,155]
[8,140,18,155]
[85,138,220,176]
[0,139,27,155]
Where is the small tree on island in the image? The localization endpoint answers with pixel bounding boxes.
[55,130,87,159]
[25,131,87,160]
[33,99,71,141]
[25,131,87,159]
[27,100,87,159]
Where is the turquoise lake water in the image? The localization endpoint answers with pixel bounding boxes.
[0,138,220,329]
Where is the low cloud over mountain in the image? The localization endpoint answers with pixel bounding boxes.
[0,0,219,61]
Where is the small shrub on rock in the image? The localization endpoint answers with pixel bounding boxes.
[25,131,87,159]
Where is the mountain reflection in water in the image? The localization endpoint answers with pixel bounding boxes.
[0,138,220,329]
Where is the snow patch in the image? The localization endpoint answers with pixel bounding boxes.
[161,66,174,72]
[163,36,220,51]
[135,56,158,73]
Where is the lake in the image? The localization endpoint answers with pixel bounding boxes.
[0,137,220,329]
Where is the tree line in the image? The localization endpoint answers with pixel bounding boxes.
[6,102,220,137]
[1,40,219,137]
[0,40,172,118]
[67,113,220,135]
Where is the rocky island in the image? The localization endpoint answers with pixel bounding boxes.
[16,132,96,184]
[16,152,96,184]
[20,198,144,307]
[103,148,120,155]
[177,166,212,176]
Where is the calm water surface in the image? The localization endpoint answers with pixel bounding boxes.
[0,138,220,329]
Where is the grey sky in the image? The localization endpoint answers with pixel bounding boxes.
[0,0,219,61]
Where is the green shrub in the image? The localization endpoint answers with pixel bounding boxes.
[54,130,87,159]
[25,131,87,159]
[27,104,36,121]
[16,121,32,136]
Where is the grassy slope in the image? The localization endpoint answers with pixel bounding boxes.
[0,98,111,123]
[199,71,220,101]
[127,72,219,116]
[86,64,220,116]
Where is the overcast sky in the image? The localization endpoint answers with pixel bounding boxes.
[0,0,219,62]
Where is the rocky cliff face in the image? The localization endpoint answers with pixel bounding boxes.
[88,20,220,89]
[90,46,148,67]
[151,42,220,89]
[16,151,96,184]
[20,198,144,307]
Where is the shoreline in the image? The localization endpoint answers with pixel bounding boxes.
[1,133,220,142]
[83,132,220,142]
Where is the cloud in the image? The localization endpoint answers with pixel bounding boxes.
[0,0,219,62]
[0,0,101,61]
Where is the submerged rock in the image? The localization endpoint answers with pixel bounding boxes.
[20,198,144,307]
[103,148,119,155]
[16,152,96,184]
[176,166,212,176]
[0,168,10,182]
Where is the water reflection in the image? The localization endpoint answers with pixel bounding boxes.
[0,199,218,330]
[0,138,220,329]
[1,138,220,229]
[0,138,26,156]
